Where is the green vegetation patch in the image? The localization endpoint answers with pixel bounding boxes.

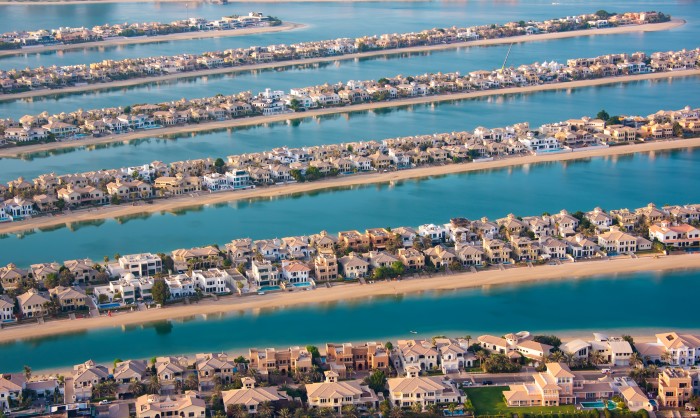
[465,387,577,416]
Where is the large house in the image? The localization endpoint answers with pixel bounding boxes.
[648,221,700,248]
[387,367,462,411]
[641,332,700,366]
[597,227,652,254]
[306,371,380,413]
[658,369,692,408]
[325,342,390,375]
[72,360,110,401]
[248,347,312,376]
[135,392,206,418]
[477,332,552,364]
[222,377,288,415]
[16,289,50,318]
[504,363,575,407]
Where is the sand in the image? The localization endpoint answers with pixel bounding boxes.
[0,19,684,101]
[1,66,697,160]
[1,254,699,346]
[0,23,303,58]
[2,135,699,236]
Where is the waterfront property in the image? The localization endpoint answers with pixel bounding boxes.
[0,11,669,96]
[2,105,698,228]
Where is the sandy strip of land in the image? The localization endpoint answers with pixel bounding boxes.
[0,66,697,160]
[1,254,699,345]
[2,135,700,236]
[0,19,684,101]
[0,23,303,58]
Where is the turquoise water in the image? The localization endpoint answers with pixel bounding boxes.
[258,286,281,292]
[2,148,699,267]
[580,401,617,410]
[0,1,695,70]
[292,282,312,288]
[0,269,698,372]
[2,77,698,182]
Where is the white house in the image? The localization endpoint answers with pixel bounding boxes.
[281,260,311,284]
[191,269,231,294]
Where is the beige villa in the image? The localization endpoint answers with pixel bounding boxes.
[222,377,288,415]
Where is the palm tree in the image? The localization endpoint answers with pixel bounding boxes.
[342,404,359,418]
[184,373,199,390]
[563,352,576,367]
[590,351,605,366]
[660,352,671,364]
[475,351,488,371]
[257,401,274,418]
[278,408,292,418]
[174,379,183,394]
[128,380,145,396]
[146,374,161,395]
[447,403,458,416]
[411,402,423,414]
[629,352,643,368]
[23,365,32,380]
[464,335,472,348]
[389,407,404,418]
[549,351,565,363]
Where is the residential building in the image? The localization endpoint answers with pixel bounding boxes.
[49,286,88,311]
[72,360,110,401]
[221,377,288,415]
[658,369,692,407]
[191,268,230,294]
[248,347,313,375]
[195,353,236,390]
[396,340,440,372]
[0,296,15,322]
[338,253,370,279]
[306,371,380,413]
[653,332,700,366]
[477,332,552,363]
[387,367,462,410]
[281,260,311,284]
[313,252,338,281]
[504,363,575,407]
[247,260,279,287]
[649,221,700,248]
[325,342,390,374]
[397,248,425,270]
[118,253,162,277]
[16,289,50,318]
[135,392,206,418]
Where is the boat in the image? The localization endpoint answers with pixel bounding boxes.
[409,330,418,334]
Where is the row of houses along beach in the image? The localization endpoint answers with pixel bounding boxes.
[0,11,673,96]
[0,105,698,230]
[1,329,700,417]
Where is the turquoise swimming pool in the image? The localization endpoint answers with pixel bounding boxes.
[580,400,616,410]
[258,285,281,292]
[292,282,312,287]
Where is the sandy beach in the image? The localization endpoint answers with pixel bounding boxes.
[1,254,699,346]
[1,67,697,160]
[0,23,303,58]
[0,19,684,102]
[2,135,699,236]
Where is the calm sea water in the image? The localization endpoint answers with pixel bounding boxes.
[1,77,697,182]
[0,269,698,372]
[2,147,698,267]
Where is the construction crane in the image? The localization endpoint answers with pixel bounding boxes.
[501,43,514,72]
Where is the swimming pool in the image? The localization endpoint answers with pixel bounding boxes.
[292,282,312,288]
[98,302,121,310]
[580,401,616,410]
[258,285,281,292]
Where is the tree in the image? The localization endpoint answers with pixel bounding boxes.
[385,341,393,351]
[44,273,59,289]
[226,404,246,418]
[184,373,199,390]
[113,358,123,370]
[113,253,121,261]
[597,109,610,121]
[257,401,274,418]
[533,334,562,349]
[23,365,31,380]
[214,158,226,174]
[379,399,392,417]
[390,261,405,276]
[672,121,684,138]
[629,352,643,368]
[129,380,146,396]
[288,98,301,111]
[365,369,387,394]
[151,278,170,306]
[98,294,109,304]
[595,10,614,19]
[306,345,321,361]
[146,374,161,394]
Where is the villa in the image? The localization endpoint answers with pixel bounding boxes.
[0,296,15,322]
[639,332,700,366]
[313,252,338,281]
[195,353,236,390]
[325,342,390,375]
[72,360,110,402]
[281,260,312,284]
[338,253,370,279]
[477,332,552,364]
[222,377,289,415]
[16,289,50,318]
[116,253,163,277]
[306,371,381,413]
[658,369,693,408]
[387,367,463,410]
[190,268,231,294]
[248,347,313,376]
[247,260,280,288]
[649,221,700,248]
[48,286,87,311]
[135,392,206,418]
[504,363,575,407]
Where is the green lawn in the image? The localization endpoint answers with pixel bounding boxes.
[465,387,577,416]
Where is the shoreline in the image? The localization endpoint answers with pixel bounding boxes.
[1,254,699,346]
[0,22,303,58]
[1,136,700,236]
[0,19,684,102]
[0,67,698,159]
